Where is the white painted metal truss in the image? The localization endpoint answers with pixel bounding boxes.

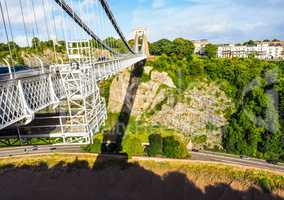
[0,55,146,144]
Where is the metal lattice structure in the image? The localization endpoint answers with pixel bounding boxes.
[0,0,148,145]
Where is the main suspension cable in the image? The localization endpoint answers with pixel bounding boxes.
[3,0,18,64]
[0,1,13,66]
[19,0,30,47]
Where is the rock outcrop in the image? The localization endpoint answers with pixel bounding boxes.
[108,66,233,148]
[108,66,175,116]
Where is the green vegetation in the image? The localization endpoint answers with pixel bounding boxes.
[204,43,218,58]
[146,134,163,157]
[140,71,151,82]
[243,40,257,46]
[81,115,190,159]
[82,113,189,159]
[162,136,190,159]
[103,37,130,54]
[258,177,273,193]
[83,134,103,154]
[148,38,284,161]
[0,36,133,66]
[150,38,194,61]
[0,37,66,66]
[206,121,218,131]
[146,134,190,159]
[97,113,184,144]
[192,135,208,144]
[100,78,114,106]
[122,134,144,157]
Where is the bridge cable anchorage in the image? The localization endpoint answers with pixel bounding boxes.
[98,0,135,55]
[54,0,117,55]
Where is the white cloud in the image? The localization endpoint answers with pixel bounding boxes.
[131,0,284,43]
[152,0,166,9]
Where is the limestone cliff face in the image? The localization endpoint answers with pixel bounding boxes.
[108,66,175,116]
[151,82,231,133]
[108,66,233,148]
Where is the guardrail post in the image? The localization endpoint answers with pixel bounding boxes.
[48,74,60,107]
[17,80,34,125]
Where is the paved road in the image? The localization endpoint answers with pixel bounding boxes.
[0,145,283,173]
[191,151,284,173]
[0,145,82,157]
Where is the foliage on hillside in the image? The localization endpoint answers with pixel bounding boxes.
[147,40,284,161]
[97,113,185,144]
[204,43,218,58]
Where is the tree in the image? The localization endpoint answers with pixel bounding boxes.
[128,39,135,48]
[116,39,128,53]
[243,40,256,46]
[122,135,144,157]
[32,37,40,49]
[146,47,284,161]
[150,39,173,56]
[204,43,217,58]
[83,134,103,153]
[162,136,189,159]
[172,38,195,60]
[147,134,163,156]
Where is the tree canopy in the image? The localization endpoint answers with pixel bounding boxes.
[204,43,218,58]
[147,52,284,161]
[150,38,195,60]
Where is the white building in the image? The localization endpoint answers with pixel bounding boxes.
[193,39,209,55]
[217,42,284,60]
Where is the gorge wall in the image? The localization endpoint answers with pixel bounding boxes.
[108,66,234,149]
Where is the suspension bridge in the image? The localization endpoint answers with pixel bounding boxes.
[0,0,149,145]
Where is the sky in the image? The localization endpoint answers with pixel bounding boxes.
[0,0,283,46]
[109,0,284,43]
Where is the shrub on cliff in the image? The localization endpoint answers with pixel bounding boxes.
[147,134,163,157]
[122,135,144,157]
[83,134,103,153]
[162,136,189,159]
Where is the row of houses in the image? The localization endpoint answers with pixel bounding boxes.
[192,40,284,60]
[217,42,284,60]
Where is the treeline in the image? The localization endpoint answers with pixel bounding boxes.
[0,37,131,65]
[0,38,66,65]
[148,38,284,161]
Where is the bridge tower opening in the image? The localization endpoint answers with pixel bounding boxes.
[134,28,150,57]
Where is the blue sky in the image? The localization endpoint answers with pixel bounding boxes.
[109,0,284,43]
[0,0,283,46]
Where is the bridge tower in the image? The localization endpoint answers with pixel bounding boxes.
[134,28,150,57]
